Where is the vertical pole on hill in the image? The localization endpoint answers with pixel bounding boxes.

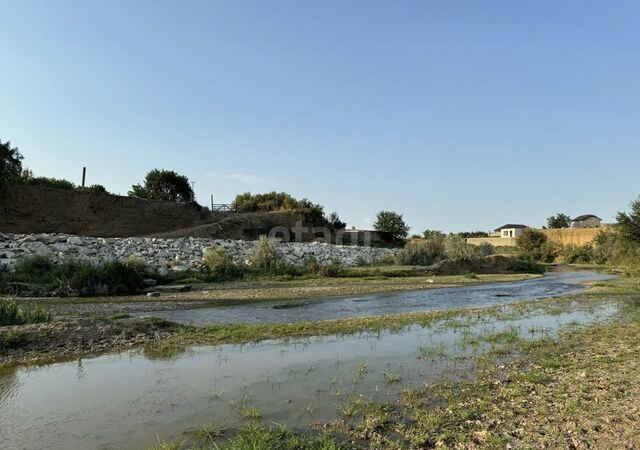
[210,194,214,211]
[81,167,86,188]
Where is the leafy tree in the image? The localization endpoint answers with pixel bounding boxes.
[373,211,410,244]
[327,212,346,230]
[616,196,640,243]
[517,228,557,262]
[0,140,23,185]
[129,169,194,203]
[546,213,572,229]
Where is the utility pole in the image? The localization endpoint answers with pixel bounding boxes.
[210,194,214,211]
[81,167,86,188]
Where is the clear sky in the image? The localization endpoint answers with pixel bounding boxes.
[2,1,639,233]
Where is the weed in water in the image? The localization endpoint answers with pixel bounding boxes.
[187,420,227,444]
[383,371,402,384]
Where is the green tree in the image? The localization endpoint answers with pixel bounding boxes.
[373,211,410,244]
[546,213,571,229]
[0,140,23,185]
[517,228,557,262]
[129,169,194,203]
[327,212,346,230]
[616,196,640,243]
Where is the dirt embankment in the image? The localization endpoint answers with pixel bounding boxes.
[0,185,211,237]
[0,185,322,240]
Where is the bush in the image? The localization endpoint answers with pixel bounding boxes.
[234,191,325,217]
[561,244,595,264]
[0,299,52,326]
[395,237,445,266]
[475,242,496,257]
[443,235,475,261]
[0,256,150,296]
[248,236,300,276]
[516,229,558,262]
[304,258,343,277]
[203,247,245,281]
[22,176,77,190]
[510,258,547,274]
[78,184,107,194]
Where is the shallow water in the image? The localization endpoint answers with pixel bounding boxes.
[138,271,615,325]
[0,280,620,449]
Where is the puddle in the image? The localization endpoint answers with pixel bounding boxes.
[0,295,620,450]
[137,271,615,325]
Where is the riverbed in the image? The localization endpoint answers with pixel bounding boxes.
[0,271,620,450]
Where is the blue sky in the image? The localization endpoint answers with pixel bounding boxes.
[2,1,639,233]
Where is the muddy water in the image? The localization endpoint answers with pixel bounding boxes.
[138,271,615,325]
[0,293,620,449]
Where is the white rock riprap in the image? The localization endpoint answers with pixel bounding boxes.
[0,233,396,274]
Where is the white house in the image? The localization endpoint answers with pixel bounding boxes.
[494,224,528,238]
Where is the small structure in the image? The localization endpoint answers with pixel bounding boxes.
[494,224,528,238]
[571,214,602,228]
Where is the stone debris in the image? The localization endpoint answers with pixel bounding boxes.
[0,233,396,275]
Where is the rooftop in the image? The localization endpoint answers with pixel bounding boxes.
[572,214,601,222]
[494,224,528,231]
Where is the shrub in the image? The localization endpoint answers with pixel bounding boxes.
[516,229,558,262]
[561,244,595,264]
[443,235,475,261]
[510,258,546,274]
[78,184,107,194]
[203,247,245,281]
[234,192,325,218]
[304,258,343,277]
[475,242,496,257]
[66,259,149,295]
[22,176,77,190]
[0,256,150,296]
[0,299,52,326]
[248,236,300,276]
[395,237,445,266]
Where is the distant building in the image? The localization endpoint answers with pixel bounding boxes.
[571,214,602,228]
[494,224,528,238]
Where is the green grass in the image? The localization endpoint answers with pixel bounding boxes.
[0,299,52,326]
[216,426,347,450]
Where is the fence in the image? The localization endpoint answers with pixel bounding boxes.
[210,203,238,213]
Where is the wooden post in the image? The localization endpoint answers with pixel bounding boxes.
[81,167,86,187]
